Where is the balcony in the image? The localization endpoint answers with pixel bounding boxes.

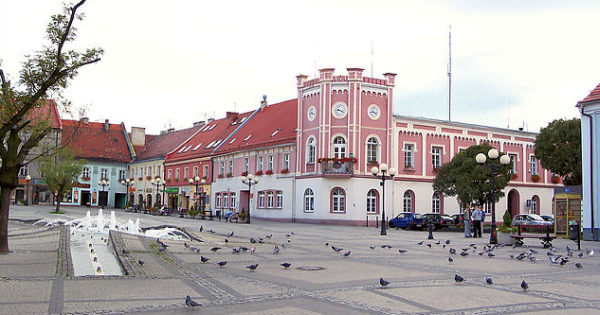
[319,158,355,177]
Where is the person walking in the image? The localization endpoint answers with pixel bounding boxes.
[472,205,483,238]
[464,207,472,238]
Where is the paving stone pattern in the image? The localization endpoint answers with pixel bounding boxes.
[1,205,600,314]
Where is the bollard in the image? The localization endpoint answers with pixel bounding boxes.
[427,220,434,239]
[376,216,379,229]
[577,222,581,250]
[366,215,369,227]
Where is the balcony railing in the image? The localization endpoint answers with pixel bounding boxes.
[320,161,354,175]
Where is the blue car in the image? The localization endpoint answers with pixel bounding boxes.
[389,212,424,230]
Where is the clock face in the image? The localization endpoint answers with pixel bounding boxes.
[368,104,381,120]
[307,106,316,121]
[332,102,348,118]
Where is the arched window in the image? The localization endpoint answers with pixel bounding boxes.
[531,195,540,214]
[367,137,379,163]
[146,194,152,209]
[403,190,414,213]
[307,138,316,164]
[333,136,346,159]
[367,189,378,213]
[304,188,314,212]
[432,192,441,213]
[331,188,346,213]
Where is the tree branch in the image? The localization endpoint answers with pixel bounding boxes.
[57,0,86,61]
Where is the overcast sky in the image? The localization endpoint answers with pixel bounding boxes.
[1,0,599,134]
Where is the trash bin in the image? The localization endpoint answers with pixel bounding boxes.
[215,210,221,218]
[569,223,579,240]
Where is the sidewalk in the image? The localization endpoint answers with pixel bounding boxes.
[2,205,600,314]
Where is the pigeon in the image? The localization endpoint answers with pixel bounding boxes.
[578,252,584,258]
[487,252,495,258]
[250,238,257,244]
[200,256,210,263]
[427,244,432,248]
[332,246,343,252]
[325,242,329,246]
[369,245,376,250]
[93,257,98,262]
[460,251,469,257]
[448,257,454,264]
[449,248,456,255]
[575,263,583,269]
[227,231,234,237]
[435,241,441,245]
[121,248,130,254]
[90,249,95,254]
[211,247,222,252]
[266,234,273,238]
[417,241,424,245]
[454,274,464,284]
[89,243,93,248]
[246,263,259,271]
[96,266,101,272]
[280,263,292,269]
[381,245,393,249]
[273,245,280,255]
[398,249,407,254]
[199,225,203,232]
[589,250,595,257]
[521,279,528,292]
[485,275,493,285]
[250,247,256,254]
[232,247,241,254]
[225,239,229,243]
[185,295,201,307]
[342,250,351,257]
[240,247,250,252]
[217,261,227,267]
[138,260,145,266]
[380,277,390,288]
[445,239,451,245]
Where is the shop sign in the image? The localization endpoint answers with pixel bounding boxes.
[73,182,91,188]
[166,187,179,194]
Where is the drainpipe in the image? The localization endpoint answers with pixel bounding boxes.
[579,106,594,239]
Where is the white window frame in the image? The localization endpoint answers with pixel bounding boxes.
[219,162,225,175]
[367,137,379,163]
[367,190,377,213]
[82,167,90,178]
[283,153,290,170]
[332,188,345,213]
[403,191,413,213]
[276,191,283,208]
[333,136,346,159]
[404,143,414,168]
[258,156,264,171]
[509,154,518,174]
[175,168,180,180]
[258,192,265,208]
[307,138,316,164]
[101,168,108,180]
[304,188,314,212]
[230,193,236,209]
[244,158,250,173]
[267,155,274,171]
[215,193,221,208]
[530,155,538,175]
[432,192,441,213]
[228,160,233,174]
[267,191,274,208]
[432,146,442,168]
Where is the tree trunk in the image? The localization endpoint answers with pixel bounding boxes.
[56,195,62,213]
[0,186,13,253]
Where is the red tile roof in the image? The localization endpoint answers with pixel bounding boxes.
[132,134,159,158]
[26,99,62,129]
[215,99,298,155]
[166,112,254,163]
[62,120,132,163]
[135,126,202,161]
[579,83,600,104]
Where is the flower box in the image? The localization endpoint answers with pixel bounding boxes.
[531,174,540,182]
[166,178,172,182]
[81,177,90,181]
[432,167,439,173]
[175,177,180,182]
[217,174,224,179]
[146,176,152,180]
[511,173,518,180]
[265,170,273,175]
[255,170,263,175]
[226,173,233,178]
[280,168,289,174]
[138,177,143,181]
[551,176,560,184]
[241,171,248,176]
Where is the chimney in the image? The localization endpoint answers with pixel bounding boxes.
[226,112,239,121]
[104,119,109,132]
[193,120,205,127]
[81,117,89,125]
[260,95,268,109]
[207,118,214,124]
[131,127,146,146]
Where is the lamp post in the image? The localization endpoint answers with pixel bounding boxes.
[371,163,397,236]
[98,179,109,209]
[241,174,260,224]
[189,176,203,212]
[476,148,511,244]
[120,178,134,208]
[25,174,31,206]
[151,177,165,208]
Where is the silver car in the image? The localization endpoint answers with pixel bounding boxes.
[512,214,553,226]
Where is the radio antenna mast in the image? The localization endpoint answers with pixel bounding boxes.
[448,24,452,121]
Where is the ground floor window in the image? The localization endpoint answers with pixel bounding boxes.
[367,189,378,213]
[304,188,314,212]
[403,190,414,213]
[331,188,346,213]
[432,192,441,213]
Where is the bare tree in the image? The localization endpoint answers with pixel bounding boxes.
[0,0,103,253]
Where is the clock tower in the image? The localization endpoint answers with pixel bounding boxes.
[296,68,396,175]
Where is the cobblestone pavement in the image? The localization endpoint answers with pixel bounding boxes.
[2,205,600,314]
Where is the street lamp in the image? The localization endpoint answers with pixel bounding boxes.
[151,177,165,208]
[25,174,31,206]
[476,148,511,244]
[371,163,397,236]
[241,174,260,223]
[120,178,134,209]
[98,179,109,209]
[189,176,204,212]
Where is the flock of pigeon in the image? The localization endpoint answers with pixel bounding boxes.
[378,239,597,293]
[121,225,598,309]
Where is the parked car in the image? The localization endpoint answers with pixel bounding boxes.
[540,215,554,224]
[451,214,464,225]
[422,213,454,230]
[512,214,553,226]
[389,212,424,230]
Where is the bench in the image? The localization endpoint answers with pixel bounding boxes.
[509,225,556,248]
[199,211,215,220]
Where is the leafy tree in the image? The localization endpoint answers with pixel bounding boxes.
[38,149,86,213]
[433,143,513,207]
[534,118,581,185]
[0,1,103,252]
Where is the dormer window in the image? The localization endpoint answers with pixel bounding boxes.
[270,129,280,137]
[243,135,252,142]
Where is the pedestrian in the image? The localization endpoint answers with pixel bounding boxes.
[472,205,483,238]
[464,207,472,238]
